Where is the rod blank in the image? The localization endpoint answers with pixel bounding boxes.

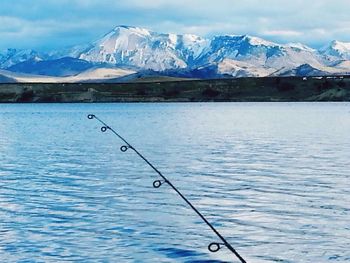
[87,114,247,263]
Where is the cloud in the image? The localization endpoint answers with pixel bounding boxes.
[263,30,303,38]
[1,0,350,50]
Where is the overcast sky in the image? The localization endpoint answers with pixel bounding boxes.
[1,0,350,51]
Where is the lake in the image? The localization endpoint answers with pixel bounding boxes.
[0,103,349,262]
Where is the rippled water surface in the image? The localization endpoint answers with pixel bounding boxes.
[0,103,349,263]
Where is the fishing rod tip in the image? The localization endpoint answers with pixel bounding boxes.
[87,114,95,120]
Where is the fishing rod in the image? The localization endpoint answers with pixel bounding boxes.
[87,114,247,263]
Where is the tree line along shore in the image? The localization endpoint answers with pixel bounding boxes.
[0,76,349,103]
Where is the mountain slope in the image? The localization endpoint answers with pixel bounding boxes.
[320,40,350,60]
[0,68,135,83]
[0,72,17,83]
[200,35,326,72]
[1,25,350,80]
[78,26,211,71]
[79,26,185,71]
[73,27,350,77]
[0,49,43,68]
[7,57,94,77]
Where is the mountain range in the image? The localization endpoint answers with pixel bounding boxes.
[1,25,350,83]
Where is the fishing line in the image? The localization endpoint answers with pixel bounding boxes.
[87,114,247,263]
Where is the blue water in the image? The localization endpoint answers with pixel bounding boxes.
[0,103,349,263]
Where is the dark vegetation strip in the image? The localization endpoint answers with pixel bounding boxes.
[0,76,349,103]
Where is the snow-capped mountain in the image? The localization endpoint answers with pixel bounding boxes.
[73,26,350,77]
[320,40,350,60]
[0,49,43,68]
[78,25,209,71]
[1,25,350,81]
[195,35,327,76]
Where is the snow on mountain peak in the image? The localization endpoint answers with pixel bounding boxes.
[212,34,278,47]
[0,48,43,68]
[286,43,316,52]
[2,25,350,79]
[112,25,152,36]
[183,34,202,42]
[320,40,350,60]
[243,35,278,47]
[79,26,191,71]
[330,40,350,52]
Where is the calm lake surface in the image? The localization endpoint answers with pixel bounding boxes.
[0,103,349,263]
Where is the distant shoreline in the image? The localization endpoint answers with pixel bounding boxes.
[1,77,349,103]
